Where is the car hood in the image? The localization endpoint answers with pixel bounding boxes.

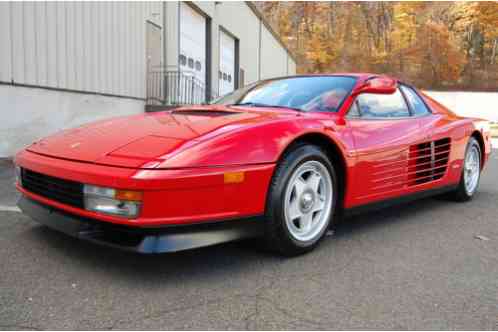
[27,106,293,168]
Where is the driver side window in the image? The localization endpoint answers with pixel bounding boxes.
[356,89,410,118]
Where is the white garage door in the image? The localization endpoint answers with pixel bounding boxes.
[180,3,206,103]
[219,30,235,96]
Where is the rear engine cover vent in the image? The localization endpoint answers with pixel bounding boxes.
[408,138,451,186]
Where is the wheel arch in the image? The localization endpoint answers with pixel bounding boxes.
[277,132,348,211]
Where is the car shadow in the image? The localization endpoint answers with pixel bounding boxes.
[24,194,477,283]
[27,223,282,284]
[333,196,453,239]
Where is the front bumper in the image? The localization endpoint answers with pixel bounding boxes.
[15,149,274,227]
[19,195,264,253]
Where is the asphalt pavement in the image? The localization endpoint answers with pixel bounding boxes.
[0,156,497,330]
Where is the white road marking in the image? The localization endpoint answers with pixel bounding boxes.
[0,205,21,212]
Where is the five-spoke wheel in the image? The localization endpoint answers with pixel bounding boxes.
[265,144,336,256]
[463,143,481,196]
[450,137,482,202]
[284,160,333,242]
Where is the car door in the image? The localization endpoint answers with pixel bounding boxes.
[346,88,428,206]
[399,84,454,186]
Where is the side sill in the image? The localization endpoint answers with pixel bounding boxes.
[343,184,458,218]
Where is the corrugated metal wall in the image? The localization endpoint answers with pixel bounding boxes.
[260,23,289,80]
[287,55,296,76]
[0,1,162,99]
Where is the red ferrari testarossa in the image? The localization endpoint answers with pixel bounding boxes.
[15,74,492,255]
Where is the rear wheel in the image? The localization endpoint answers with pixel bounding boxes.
[265,145,337,256]
[450,137,481,202]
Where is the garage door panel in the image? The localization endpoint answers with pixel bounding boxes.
[219,30,235,96]
[180,3,206,88]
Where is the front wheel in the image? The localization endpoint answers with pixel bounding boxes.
[450,137,481,202]
[265,145,337,256]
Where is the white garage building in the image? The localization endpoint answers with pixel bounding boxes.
[0,1,297,158]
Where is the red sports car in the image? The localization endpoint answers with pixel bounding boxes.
[15,74,492,256]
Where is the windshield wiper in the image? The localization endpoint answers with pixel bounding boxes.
[228,102,302,112]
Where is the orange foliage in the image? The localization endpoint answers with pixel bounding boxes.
[257,1,498,90]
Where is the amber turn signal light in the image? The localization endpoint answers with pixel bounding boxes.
[224,171,245,184]
[115,190,144,201]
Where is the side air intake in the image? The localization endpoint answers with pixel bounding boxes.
[408,138,451,186]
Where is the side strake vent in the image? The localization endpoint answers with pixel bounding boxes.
[408,138,451,186]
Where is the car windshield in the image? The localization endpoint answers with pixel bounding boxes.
[210,76,357,113]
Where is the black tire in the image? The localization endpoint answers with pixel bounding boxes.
[264,144,337,256]
[449,137,481,202]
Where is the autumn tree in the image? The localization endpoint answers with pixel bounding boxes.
[257,1,498,90]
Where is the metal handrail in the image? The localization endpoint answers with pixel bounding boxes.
[146,70,218,106]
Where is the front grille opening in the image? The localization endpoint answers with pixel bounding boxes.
[21,168,84,208]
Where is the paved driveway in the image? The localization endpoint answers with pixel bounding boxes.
[1,156,497,330]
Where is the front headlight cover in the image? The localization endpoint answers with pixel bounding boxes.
[83,185,115,198]
[83,184,142,218]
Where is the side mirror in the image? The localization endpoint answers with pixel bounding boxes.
[353,76,397,95]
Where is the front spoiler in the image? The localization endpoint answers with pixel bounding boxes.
[18,196,265,253]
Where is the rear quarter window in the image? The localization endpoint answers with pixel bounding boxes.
[356,89,410,118]
[400,85,431,116]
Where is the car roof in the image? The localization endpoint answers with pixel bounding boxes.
[267,73,396,82]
